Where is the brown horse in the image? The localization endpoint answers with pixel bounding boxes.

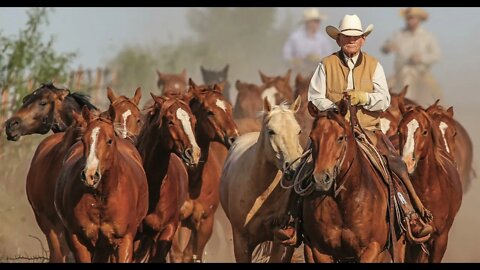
[134,94,200,262]
[382,87,475,194]
[398,106,462,262]
[169,80,239,262]
[54,107,149,262]
[302,100,402,262]
[157,69,187,96]
[233,80,264,120]
[5,83,97,141]
[259,69,294,105]
[294,73,314,148]
[200,64,231,103]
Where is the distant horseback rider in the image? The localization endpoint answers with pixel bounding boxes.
[283,8,335,77]
[277,14,433,245]
[381,7,443,107]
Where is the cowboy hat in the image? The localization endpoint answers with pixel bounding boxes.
[326,14,374,40]
[302,8,327,22]
[400,7,429,21]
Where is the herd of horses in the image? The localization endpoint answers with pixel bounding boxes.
[2,64,474,263]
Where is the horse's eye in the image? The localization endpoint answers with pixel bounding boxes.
[39,100,47,106]
[107,139,113,145]
[338,135,345,143]
[422,130,428,136]
[298,130,302,135]
[268,129,275,135]
[207,111,214,116]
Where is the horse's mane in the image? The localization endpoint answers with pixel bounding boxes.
[257,100,291,119]
[68,92,97,111]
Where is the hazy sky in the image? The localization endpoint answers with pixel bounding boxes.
[0,7,479,107]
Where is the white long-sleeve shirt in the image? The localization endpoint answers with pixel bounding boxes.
[283,27,334,63]
[308,52,391,112]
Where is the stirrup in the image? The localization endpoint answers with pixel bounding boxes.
[403,212,432,244]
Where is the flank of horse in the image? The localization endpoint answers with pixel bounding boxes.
[133,95,200,262]
[5,83,97,141]
[169,80,238,263]
[54,107,148,262]
[220,96,303,262]
[302,100,403,263]
[398,106,462,262]
[381,86,475,194]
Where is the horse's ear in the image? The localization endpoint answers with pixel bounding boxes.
[284,69,292,83]
[156,69,163,78]
[107,105,116,121]
[150,92,165,107]
[188,78,198,89]
[214,82,225,93]
[222,64,229,74]
[307,101,319,117]
[81,106,93,123]
[107,86,117,103]
[399,85,409,99]
[447,106,454,117]
[131,87,142,106]
[290,96,302,113]
[338,100,348,117]
[259,70,269,84]
[56,89,70,101]
[181,69,187,80]
[263,96,272,112]
[399,96,407,115]
[235,80,243,91]
[295,73,304,87]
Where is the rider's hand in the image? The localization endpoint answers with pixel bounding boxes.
[349,90,369,106]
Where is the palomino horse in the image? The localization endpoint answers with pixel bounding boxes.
[293,73,314,148]
[170,80,239,262]
[220,96,303,262]
[157,69,187,96]
[382,87,475,193]
[200,64,231,103]
[259,69,294,106]
[134,95,200,262]
[54,107,148,262]
[398,106,462,262]
[5,83,97,140]
[103,87,143,141]
[302,100,403,263]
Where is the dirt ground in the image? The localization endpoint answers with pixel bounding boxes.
[0,105,478,263]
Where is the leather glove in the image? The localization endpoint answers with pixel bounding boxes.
[349,90,369,106]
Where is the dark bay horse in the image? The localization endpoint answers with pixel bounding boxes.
[134,94,200,262]
[302,100,403,262]
[54,107,149,262]
[200,64,231,103]
[398,106,462,262]
[157,69,187,96]
[169,80,238,262]
[5,83,97,140]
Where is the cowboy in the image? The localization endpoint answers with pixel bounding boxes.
[381,7,442,107]
[277,14,433,245]
[283,8,335,77]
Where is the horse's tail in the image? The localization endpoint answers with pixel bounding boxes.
[133,233,153,263]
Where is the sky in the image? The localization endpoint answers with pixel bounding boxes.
[0,7,479,107]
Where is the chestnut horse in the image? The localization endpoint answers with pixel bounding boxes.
[382,87,475,193]
[259,69,294,105]
[220,96,303,263]
[232,80,263,135]
[293,73,314,148]
[133,95,200,262]
[157,69,187,96]
[170,80,239,262]
[398,106,462,262]
[302,100,403,263]
[54,107,148,262]
[5,83,97,141]
[201,64,231,103]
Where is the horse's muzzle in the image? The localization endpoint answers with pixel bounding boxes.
[181,148,197,167]
[81,170,101,189]
[313,171,334,192]
[5,117,22,141]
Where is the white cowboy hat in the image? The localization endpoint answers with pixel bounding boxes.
[400,7,429,21]
[302,8,327,22]
[326,14,374,40]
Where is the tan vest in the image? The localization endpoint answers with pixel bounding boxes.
[322,51,380,131]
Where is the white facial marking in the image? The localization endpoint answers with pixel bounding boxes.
[121,109,132,139]
[403,119,419,158]
[261,86,278,105]
[176,108,199,150]
[439,121,450,153]
[380,118,391,135]
[174,83,180,89]
[215,99,227,112]
[86,127,101,171]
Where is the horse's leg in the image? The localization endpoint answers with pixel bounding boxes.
[33,212,64,263]
[116,234,134,263]
[191,214,215,262]
[304,243,315,263]
[394,234,407,263]
[359,241,382,263]
[311,246,334,263]
[430,233,448,263]
[268,243,294,263]
[150,223,177,263]
[232,227,253,263]
[58,228,74,262]
[69,233,92,263]
[169,224,189,263]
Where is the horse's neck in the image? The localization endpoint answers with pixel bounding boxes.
[59,128,79,153]
[414,139,446,191]
[58,99,79,129]
[249,137,280,194]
